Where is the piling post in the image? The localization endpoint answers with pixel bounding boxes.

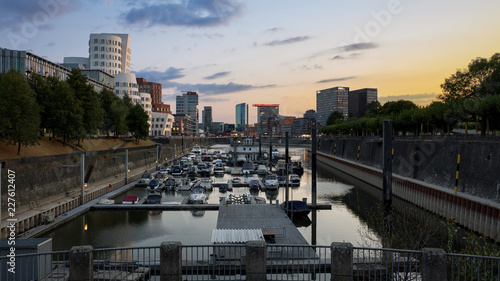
[311,119,317,206]
[258,135,262,161]
[160,242,182,281]
[331,242,353,281]
[382,120,393,215]
[246,241,267,281]
[269,133,273,172]
[285,132,289,202]
[454,154,461,195]
[69,246,93,281]
[421,248,447,281]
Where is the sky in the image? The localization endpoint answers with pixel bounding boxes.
[1,0,499,124]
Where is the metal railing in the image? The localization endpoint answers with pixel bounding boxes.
[1,244,500,280]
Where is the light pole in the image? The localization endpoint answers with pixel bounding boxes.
[62,153,86,205]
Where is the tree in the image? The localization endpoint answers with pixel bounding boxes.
[126,103,149,143]
[101,88,128,138]
[439,53,500,102]
[28,73,52,136]
[67,69,104,139]
[380,100,418,117]
[365,100,382,117]
[0,70,41,154]
[326,111,344,126]
[45,78,84,146]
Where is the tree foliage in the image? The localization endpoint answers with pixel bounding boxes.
[101,88,128,137]
[0,70,41,154]
[127,103,150,143]
[326,111,344,126]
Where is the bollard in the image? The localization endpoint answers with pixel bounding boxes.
[421,248,447,281]
[331,242,353,281]
[246,241,267,281]
[69,246,93,281]
[160,242,182,281]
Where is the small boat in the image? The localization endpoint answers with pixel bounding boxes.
[97,198,114,205]
[122,195,139,204]
[278,176,286,186]
[256,165,268,175]
[138,173,153,185]
[232,177,241,184]
[277,159,287,175]
[242,160,255,175]
[188,186,208,204]
[171,165,183,176]
[219,183,228,192]
[290,174,300,186]
[281,200,310,216]
[213,161,225,175]
[147,179,163,191]
[264,174,279,190]
[154,173,167,184]
[144,193,162,204]
[164,178,178,191]
[187,167,198,180]
[249,179,260,191]
[177,178,193,191]
[198,178,213,191]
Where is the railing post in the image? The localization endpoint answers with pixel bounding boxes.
[246,241,267,281]
[69,246,93,281]
[331,242,353,281]
[160,242,182,281]
[421,248,447,281]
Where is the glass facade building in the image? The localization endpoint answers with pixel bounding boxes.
[235,103,248,133]
[316,86,349,128]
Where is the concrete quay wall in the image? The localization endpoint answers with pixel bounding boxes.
[316,150,500,241]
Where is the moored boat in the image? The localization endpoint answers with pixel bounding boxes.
[144,193,162,204]
[188,186,208,204]
[290,174,300,186]
[281,200,310,216]
[264,174,279,190]
[122,195,139,204]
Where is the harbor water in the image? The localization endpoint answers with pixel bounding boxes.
[40,145,446,251]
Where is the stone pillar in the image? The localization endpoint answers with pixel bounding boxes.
[69,246,93,281]
[331,242,353,281]
[421,248,447,281]
[160,242,182,281]
[246,241,267,281]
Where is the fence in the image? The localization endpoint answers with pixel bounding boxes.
[0,243,499,280]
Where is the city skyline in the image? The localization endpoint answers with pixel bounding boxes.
[1,0,499,124]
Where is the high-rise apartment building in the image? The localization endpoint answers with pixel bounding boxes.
[176,91,199,135]
[89,33,131,75]
[348,88,378,118]
[316,86,349,127]
[235,103,249,133]
[136,78,170,113]
[202,106,213,134]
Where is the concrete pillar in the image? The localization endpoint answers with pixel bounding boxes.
[246,241,267,281]
[331,242,353,281]
[160,241,182,281]
[421,248,447,281]
[69,246,93,281]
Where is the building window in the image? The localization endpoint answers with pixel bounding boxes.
[94,46,98,51]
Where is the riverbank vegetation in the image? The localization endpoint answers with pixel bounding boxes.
[321,53,500,137]
[0,69,150,154]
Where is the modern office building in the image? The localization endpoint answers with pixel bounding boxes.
[0,47,112,92]
[151,112,174,137]
[173,114,194,136]
[114,73,140,103]
[292,109,316,136]
[136,78,170,113]
[176,91,199,135]
[235,103,249,133]
[202,106,213,134]
[89,33,131,74]
[253,104,279,135]
[316,86,349,127]
[348,88,378,118]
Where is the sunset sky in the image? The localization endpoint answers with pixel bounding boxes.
[1,0,499,124]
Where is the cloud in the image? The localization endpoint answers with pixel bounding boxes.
[264,36,312,46]
[0,0,80,31]
[201,97,231,103]
[45,42,56,47]
[266,27,283,33]
[188,33,224,39]
[204,71,231,80]
[330,53,361,60]
[132,67,185,81]
[123,0,245,28]
[337,42,377,52]
[379,93,438,104]
[316,76,356,83]
[163,81,275,96]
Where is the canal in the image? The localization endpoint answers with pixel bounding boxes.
[40,145,450,251]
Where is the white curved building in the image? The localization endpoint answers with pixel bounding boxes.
[114,73,140,104]
[89,33,131,74]
[140,92,152,132]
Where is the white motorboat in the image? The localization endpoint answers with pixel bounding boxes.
[138,173,154,185]
[177,178,193,191]
[264,174,279,190]
[188,186,208,204]
[290,174,301,186]
[97,198,114,204]
[122,195,139,204]
[147,180,163,191]
[256,165,268,175]
[213,160,225,175]
[198,177,213,191]
[171,165,183,176]
[242,160,255,175]
[164,177,178,191]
